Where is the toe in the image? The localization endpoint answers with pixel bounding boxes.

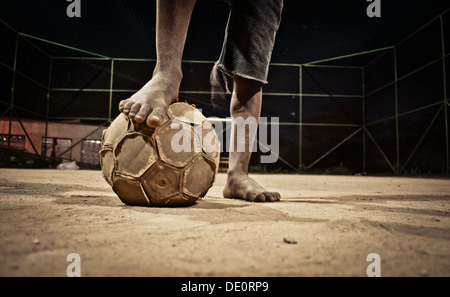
[245,191,258,202]
[146,107,167,127]
[128,103,141,119]
[263,192,275,202]
[254,192,266,202]
[134,104,150,123]
[122,101,134,115]
[118,100,127,112]
[274,192,281,201]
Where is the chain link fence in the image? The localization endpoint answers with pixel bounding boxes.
[1,9,448,174]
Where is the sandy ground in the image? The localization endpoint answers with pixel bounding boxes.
[0,168,449,277]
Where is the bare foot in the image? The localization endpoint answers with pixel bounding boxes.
[118,70,182,127]
[223,171,281,202]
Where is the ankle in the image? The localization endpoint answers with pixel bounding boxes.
[226,169,248,178]
[153,64,183,82]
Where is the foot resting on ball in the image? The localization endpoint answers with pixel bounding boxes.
[118,70,182,127]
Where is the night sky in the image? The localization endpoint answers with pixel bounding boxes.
[1,0,449,63]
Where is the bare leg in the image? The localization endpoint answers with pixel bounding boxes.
[119,0,196,127]
[223,75,281,202]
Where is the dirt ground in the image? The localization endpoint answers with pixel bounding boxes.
[0,168,449,277]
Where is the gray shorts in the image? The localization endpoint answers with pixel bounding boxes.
[215,0,284,84]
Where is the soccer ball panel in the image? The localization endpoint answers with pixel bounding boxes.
[112,176,151,206]
[196,120,221,160]
[155,122,200,168]
[100,148,115,185]
[140,161,182,205]
[115,133,157,178]
[102,113,129,147]
[182,155,216,198]
[167,102,205,125]
[164,194,198,207]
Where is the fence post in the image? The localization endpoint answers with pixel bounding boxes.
[362,68,366,173]
[7,33,19,156]
[43,57,53,161]
[298,65,303,168]
[393,47,400,173]
[109,59,115,123]
[440,15,449,175]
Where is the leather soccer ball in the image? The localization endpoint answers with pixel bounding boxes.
[100,102,220,207]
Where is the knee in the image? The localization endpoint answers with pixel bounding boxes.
[230,75,263,113]
[233,74,263,97]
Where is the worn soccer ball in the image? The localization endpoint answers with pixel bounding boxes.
[100,102,220,207]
